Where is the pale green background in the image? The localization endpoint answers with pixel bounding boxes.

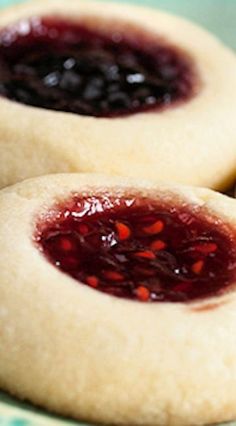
[0,0,235,424]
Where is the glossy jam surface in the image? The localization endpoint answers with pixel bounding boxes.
[36,192,236,302]
[0,17,197,117]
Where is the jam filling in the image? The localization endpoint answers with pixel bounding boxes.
[36,193,236,302]
[0,17,197,117]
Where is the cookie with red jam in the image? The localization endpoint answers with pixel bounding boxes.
[0,173,236,425]
[0,0,235,189]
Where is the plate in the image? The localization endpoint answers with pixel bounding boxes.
[0,0,235,424]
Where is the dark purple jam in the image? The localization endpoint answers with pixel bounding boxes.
[36,192,236,302]
[0,16,197,117]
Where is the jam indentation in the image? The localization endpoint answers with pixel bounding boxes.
[0,17,198,117]
[36,192,236,303]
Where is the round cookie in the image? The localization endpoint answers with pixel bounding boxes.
[1,173,236,425]
[0,0,236,190]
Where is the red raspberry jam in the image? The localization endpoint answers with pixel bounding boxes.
[0,16,198,117]
[36,192,236,302]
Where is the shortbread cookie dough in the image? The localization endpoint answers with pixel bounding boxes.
[0,0,236,189]
[0,173,236,425]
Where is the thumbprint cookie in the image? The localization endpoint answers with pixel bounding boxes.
[0,173,236,425]
[0,0,235,189]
